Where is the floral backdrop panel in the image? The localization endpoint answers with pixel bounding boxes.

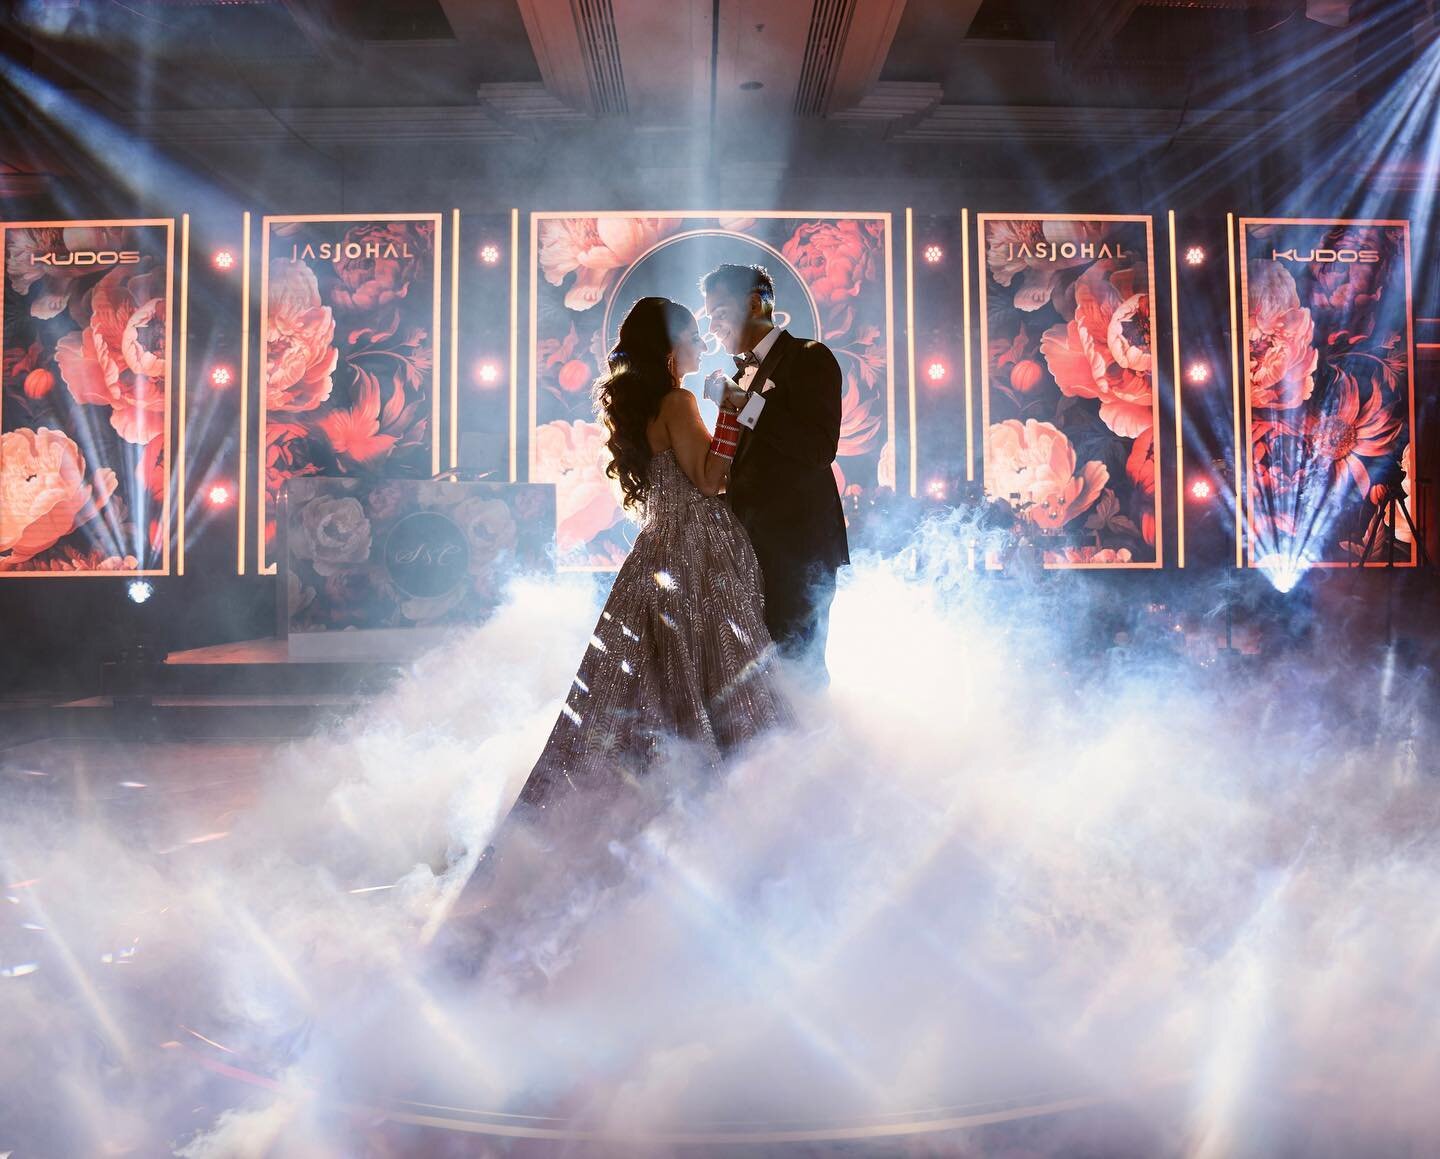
[1240,219,1415,570]
[530,212,893,569]
[1,220,175,576]
[282,477,555,633]
[979,214,1161,569]
[260,214,443,573]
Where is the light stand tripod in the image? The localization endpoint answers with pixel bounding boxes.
[1352,468,1430,571]
[1349,467,1430,647]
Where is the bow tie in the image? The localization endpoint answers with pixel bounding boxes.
[732,351,759,373]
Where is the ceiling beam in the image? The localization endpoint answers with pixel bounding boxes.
[512,0,596,114]
[825,0,912,114]
[1054,0,1141,74]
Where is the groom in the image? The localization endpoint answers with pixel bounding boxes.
[701,263,849,676]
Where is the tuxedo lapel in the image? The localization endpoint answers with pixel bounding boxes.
[750,328,790,391]
[732,330,793,472]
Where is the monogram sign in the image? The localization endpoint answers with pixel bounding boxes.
[383,511,470,598]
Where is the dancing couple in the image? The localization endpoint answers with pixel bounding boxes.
[439,265,849,963]
[516,263,850,818]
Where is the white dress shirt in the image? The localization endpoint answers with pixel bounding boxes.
[736,327,783,428]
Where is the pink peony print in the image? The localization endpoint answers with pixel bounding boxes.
[1247,261,1318,410]
[55,261,168,444]
[538,217,682,312]
[987,419,1108,531]
[533,419,624,553]
[266,259,339,413]
[0,427,119,565]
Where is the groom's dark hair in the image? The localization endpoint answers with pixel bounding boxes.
[700,263,774,317]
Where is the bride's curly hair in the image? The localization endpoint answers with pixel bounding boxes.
[592,296,695,512]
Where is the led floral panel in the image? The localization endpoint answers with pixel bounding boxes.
[1,220,176,576]
[258,214,443,573]
[530,212,894,570]
[978,214,1162,569]
[1238,219,1415,571]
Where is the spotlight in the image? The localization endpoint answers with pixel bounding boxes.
[926,477,947,501]
[1257,554,1310,594]
[210,366,233,388]
[926,361,947,383]
[476,361,500,386]
[212,249,235,271]
[208,484,232,506]
[479,244,501,265]
[126,580,153,604]
[923,244,944,264]
[1186,362,1210,385]
[1190,478,1213,500]
[1184,246,1206,266]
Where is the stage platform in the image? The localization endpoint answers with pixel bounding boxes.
[1,637,407,746]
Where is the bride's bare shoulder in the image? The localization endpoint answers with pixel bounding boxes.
[658,387,699,416]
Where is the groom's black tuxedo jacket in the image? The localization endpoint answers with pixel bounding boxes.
[727,329,850,620]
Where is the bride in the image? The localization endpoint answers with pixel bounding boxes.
[514,295,792,824]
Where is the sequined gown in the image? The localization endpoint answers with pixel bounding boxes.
[517,448,791,814]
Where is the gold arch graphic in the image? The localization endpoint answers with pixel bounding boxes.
[177,1038,1151,1146]
[601,228,824,349]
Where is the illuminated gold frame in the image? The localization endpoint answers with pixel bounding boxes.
[1166,211,1184,568]
[0,217,177,578]
[1236,217,1417,569]
[528,210,896,571]
[177,214,191,575]
[905,208,917,496]
[238,212,253,574]
[256,212,444,574]
[976,212,1164,570]
[449,208,460,470]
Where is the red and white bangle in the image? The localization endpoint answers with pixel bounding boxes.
[709,409,742,461]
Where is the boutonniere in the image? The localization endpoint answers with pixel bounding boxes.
[737,365,760,390]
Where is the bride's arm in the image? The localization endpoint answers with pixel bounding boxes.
[661,389,732,497]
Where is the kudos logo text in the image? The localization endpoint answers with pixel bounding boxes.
[1271,248,1380,264]
[31,251,142,268]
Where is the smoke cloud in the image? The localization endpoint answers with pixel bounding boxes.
[1,520,1436,1157]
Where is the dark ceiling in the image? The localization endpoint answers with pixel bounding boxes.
[0,0,1433,205]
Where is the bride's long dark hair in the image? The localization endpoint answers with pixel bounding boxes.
[593,296,696,512]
